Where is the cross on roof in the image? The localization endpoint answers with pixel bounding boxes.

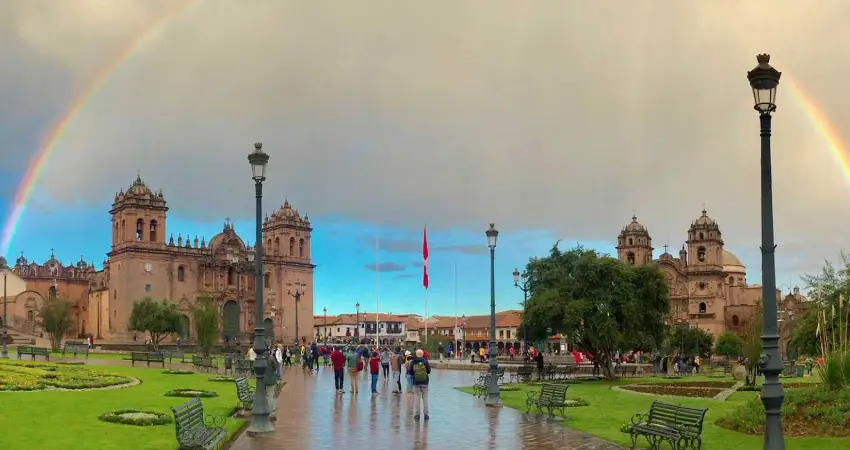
[663,244,669,253]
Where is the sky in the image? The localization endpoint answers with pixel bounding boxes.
[2,1,850,316]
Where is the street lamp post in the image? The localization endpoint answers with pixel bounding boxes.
[355,302,361,342]
[286,280,307,344]
[246,142,274,435]
[485,223,501,407]
[1,257,8,359]
[461,315,467,359]
[323,306,327,342]
[747,53,785,449]
[513,267,537,358]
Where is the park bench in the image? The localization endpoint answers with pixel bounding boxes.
[675,363,693,376]
[556,365,577,379]
[617,365,639,377]
[625,400,707,450]
[164,350,188,363]
[130,351,165,368]
[62,341,89,359]
[525,383,570,419]
[234,359,254,377]
[510,366,534,383]
[192,355,219,373]
[543,364,557,380]
[171,397,228,450]
[473,374,494,397]
[17,346,50,361]
[234,377,255,410]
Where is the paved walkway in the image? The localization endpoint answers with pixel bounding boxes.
[230,367,622,450]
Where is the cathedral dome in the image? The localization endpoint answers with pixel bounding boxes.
[208,220,246,252]
[127,175,154,197]
[623,215,647,233]
[722,250,746,273]
[692,209,716,227]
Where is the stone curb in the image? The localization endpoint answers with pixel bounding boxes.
[611,382,740,401]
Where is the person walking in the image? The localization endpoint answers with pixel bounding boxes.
[391,348,403,394]
[437,343,444,362]
[274,344,283,380]
[331,346,346,393]
[408,349,432,420]
[311,342,320,370]
[369,351,381,394]
[405,351,414,394]
[380,348,391,379]
[345,347,360,393]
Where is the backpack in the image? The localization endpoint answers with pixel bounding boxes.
[413,361,428,383]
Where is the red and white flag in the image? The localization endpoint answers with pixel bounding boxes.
[422,227,429,289]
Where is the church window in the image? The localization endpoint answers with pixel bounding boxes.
[136,219,144,241]
[48,286,57,298]
[299,238,305,257]
[263,273,270,287]
[177,266,185,282]
[728,276,734,285]
[227,267,235,285]
[628,238,633,245]
[699,282,706,290]
[626,252,635,265]
[27,310,34,321]
[732,315,739,326]
[121,220,126,240]
[699,232,704,240]
[697,247,706,262]
[289,237,295,256]
[699,302,707,313]
[145,284,151,292]
[274,237,280,256]
[149,220,158,242]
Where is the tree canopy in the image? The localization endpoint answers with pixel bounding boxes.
[128,297,180,349]
[523,245,670,378]
[714,331,743,358]
[667,325,714,358]
[39,297,72,351]
[192,295,220,356]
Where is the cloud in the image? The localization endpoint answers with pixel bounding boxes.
[4,1,850,281]
[411,261,423,268]
[364,262,406,273]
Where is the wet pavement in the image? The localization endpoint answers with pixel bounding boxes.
[230,366,623,450]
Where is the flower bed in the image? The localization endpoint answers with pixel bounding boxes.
[736,382,819,392]
[0,360,133,391]
[164,388,219,398]
[208,376,236,382]
[717,387,850,437]
[161,369,194,375]
[620,384,724,398]
[98,409,172,426]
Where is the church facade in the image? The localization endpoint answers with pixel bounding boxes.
[7,176,315,344]
[616,209,779,336]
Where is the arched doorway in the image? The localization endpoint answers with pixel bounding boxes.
[263,318,274,344]
[179,315,190,341]
[222,301,240,339]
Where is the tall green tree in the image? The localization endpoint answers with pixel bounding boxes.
[787,306,820,357]
[741,307,763,386]
[714,331,743,358]
[191,295,220,356]
[128,297,180,350]
[39,297,72,351]
[667,325,714,358]
[524,245,670,379]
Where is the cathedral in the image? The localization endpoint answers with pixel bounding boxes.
[6,175,315,344]
[615,209,780,337]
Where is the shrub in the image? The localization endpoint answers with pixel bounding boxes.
[164,388,219,398]
[161,369,194,375]
[98,410,172,426]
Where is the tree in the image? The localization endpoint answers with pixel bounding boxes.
[524,245,670,379]
[192,295,220,356]
[787,306,820,357]
[741,307,763,386]
[667,326,714,358]
[714,331,743,358]
[39,297,72,351]
[128,297,180,350]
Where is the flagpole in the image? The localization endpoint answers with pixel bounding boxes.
[375,226,380,349]
[454,257,458,360]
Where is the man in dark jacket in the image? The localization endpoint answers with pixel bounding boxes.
[408,349,431,420]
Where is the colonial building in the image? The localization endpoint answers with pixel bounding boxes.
[616,209,780,336]
[8,175,316,344]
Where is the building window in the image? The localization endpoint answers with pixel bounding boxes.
[149,219,158,242]
[48,286,57,298]
[337,328,340,333]
[263,273,270,287]
[26,310,34,321]
[299,239,305,257]
[227,268,235,285]
[699,302,706,313]
[289,237,295,256]
[626,252,635,265]
[728,276,734,285]
[699,232,704,240]
[274,237,280,256]
[177,266,185,282]
[145,284,151,292]
[136,218,144,241]
[628,238,633,245]
[732,315,739,326]
[697,247,706,262]
[699,282,705,290]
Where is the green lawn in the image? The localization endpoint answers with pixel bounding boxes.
[0,362,247,450]
[461,375,839,450]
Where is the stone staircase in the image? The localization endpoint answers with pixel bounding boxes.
[4,326,53,348]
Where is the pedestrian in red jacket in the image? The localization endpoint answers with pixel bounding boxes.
[369,351,381,394]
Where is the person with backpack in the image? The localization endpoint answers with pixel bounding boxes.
[408,349,431,420]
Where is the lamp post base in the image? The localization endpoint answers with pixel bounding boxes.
[484,396,503,407]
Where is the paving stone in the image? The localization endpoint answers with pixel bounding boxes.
[230,366,623,450]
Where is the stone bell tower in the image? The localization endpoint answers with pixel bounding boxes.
[110,175,168,251]
[616,214,653,266]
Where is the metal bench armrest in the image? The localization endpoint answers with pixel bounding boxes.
[204,414,229,428]
[630,412,648,425]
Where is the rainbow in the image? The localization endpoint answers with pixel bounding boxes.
[0,1,200,257]
[785,77,850,182]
